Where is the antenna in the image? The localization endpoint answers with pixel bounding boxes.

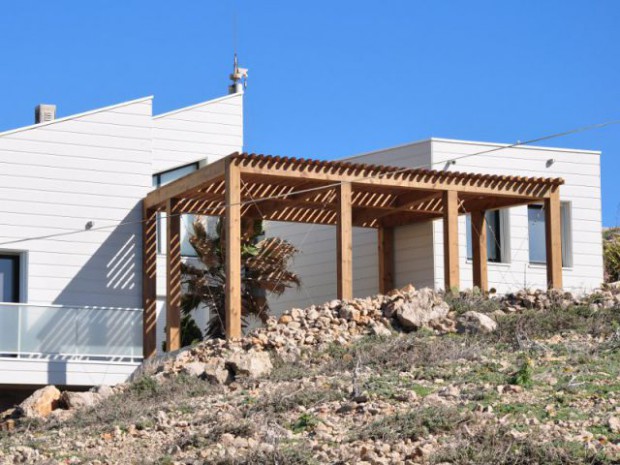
[229,52,248,94]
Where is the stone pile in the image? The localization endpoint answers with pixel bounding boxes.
[498,283,620,313]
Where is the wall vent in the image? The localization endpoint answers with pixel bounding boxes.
[35,104,56,124]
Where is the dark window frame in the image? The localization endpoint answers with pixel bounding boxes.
[0,253,20,303]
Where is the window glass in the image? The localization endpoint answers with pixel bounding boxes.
[528,205,546,263]
[152,163,200,256]
[528,203,572,266]
[0,255,20,303]
[466,210,503,263]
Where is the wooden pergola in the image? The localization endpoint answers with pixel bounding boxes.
[142,152,564,358]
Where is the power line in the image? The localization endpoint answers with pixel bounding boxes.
[0,118,618,247]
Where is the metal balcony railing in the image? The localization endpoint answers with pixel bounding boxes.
[0,303,143,363]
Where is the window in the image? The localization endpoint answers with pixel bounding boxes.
[466,210,509,263]
[0,254,20,303]
[152,163,200,257]
[527,203,573,267]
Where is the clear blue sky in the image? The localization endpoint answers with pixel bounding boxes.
[1,1,618,225]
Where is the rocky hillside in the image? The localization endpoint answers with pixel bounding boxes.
[2,285,620,464]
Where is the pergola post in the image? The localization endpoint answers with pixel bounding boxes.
[545,189,563,289]
[165,199,182,352]
[142,206,157,359]
[337,182,353,300]
[471,210,488,292]
[378,227,394,294]
[443,190,460,291]
[225,161,242,339]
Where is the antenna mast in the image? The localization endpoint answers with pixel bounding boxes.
[229,53,248,94]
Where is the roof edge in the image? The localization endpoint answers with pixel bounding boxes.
[153,92,243,120]
[0,96,154,138]
[429,137,601,155]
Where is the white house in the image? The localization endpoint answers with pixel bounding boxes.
[0,89,243,388]
[0,76,604,389]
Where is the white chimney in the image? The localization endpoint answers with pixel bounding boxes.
[35,104,56,124]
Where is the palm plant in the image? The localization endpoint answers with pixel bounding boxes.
[181,217,301,339]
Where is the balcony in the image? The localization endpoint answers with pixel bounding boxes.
[0,303,143,386]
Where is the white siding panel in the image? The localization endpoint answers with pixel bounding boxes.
[0,99,153,309]
[152,93,243,173]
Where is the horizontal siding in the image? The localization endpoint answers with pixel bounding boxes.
[431,140,603,293]
[152,93,243,173]
[0,99,153,308]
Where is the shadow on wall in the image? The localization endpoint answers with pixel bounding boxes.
[22,204,144,359]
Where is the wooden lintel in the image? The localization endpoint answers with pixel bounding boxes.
[237,164,558,201]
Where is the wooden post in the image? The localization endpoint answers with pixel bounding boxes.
[545,189,563,289]
[166,199,181,352]
[378,227,394,294]
[443,190,460,291]
[142,206,157,359]
[471,210,488,292]
[337,182,353,300]
[225,161,242,339]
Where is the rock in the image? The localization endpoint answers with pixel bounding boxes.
[456,311,498,334]
[370,323,391,337]
[181,361,207,377]
[61,391,101,410]
[92,385,114,399]
[393,288,449,330]
[278,314,293,324]
[204,361,232,385]
[18,385,61,418]
[608,416,620,433]
[226,351,272,378]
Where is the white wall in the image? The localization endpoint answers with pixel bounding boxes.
[430,139,604,293]
[152,92,243,173]
[0,97,153,308]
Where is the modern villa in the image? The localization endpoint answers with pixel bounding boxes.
[0,74,604,389]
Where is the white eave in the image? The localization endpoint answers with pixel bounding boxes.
[0,96,154,138]
[153,92,243,120]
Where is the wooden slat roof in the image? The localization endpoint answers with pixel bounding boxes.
[145,152,564,229]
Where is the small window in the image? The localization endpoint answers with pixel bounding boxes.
[0,254,20,303]
[466,210,509,263]
[527,203,572,267]
[153,163,200,257]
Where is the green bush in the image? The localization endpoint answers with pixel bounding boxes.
[603,229,620,282]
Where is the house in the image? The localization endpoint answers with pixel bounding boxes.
[0,70,604,388]
[0,86,243,388]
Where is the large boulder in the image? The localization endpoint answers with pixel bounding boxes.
[226,351,273,378]
[17,386,61,418]
[456,311,498,334]
[61,391,100,410]
[388,288,449,330]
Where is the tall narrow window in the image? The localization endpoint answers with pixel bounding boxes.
[466,210,508,263]
[527,202,572,266]
[0,254,20,303]
[152,162,200,257]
